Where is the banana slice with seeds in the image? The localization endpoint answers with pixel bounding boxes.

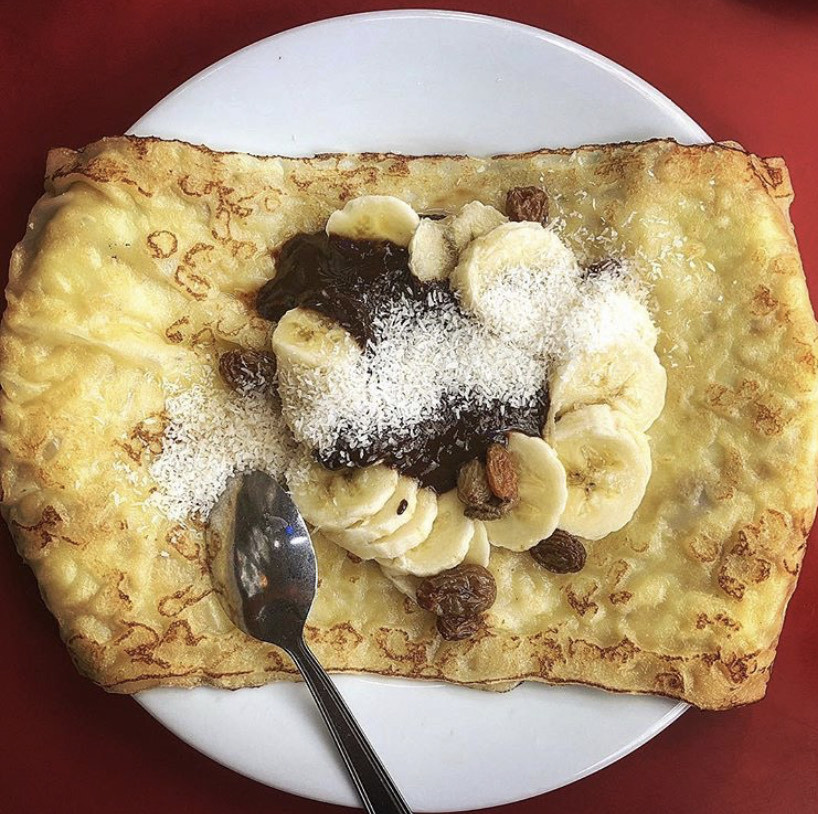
[549,341,667,432]
[551,404,652,540]
[272,307,360,370]
[378,490,474,577]
[288,457,398,531]
[327,480,436,560]
[483,433,567,552]
[326,194,420,246]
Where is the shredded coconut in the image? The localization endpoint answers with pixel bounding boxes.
[280,244,652,457]
[280,287,544,453]
[147,224,657,522]
[148,381,296,521]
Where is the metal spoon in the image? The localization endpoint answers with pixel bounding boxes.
[209,469,412,814]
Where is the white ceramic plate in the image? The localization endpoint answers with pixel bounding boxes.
[130,10,706,812]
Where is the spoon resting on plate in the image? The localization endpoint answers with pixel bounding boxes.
[209,469,412,814]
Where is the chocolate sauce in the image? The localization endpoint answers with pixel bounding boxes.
[258,231,550,492]
[257,233,415,345]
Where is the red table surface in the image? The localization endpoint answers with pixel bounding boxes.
[2,1,818,812]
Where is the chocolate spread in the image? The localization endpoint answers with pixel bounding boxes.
[257,231,549,492]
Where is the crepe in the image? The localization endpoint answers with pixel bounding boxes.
[2,137,816,710]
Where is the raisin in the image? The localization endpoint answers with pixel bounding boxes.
[464,502,511,521]
[417,564,497,618]
[506,186,549,224]
[397,499,409,515]
[218,349,277,394]
[457,459,493,507]
[530,530,587,573]
[485,443,519,503]
[437,614,482,641]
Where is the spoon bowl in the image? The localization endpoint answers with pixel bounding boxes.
[208,469,412,814]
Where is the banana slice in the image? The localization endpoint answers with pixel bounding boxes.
[326,194,420,246]
[448,201,508,252]
[327,480,436,559]
[549,342,667,432]
[378,490,474,577]
[378,566,420,602]
[484,433,568,551]
[551,404,652,540]
[451,221,579,348]
[288,457,398,530]
[272,307,360,370]
[408,218,457,282]
[407,202,507,282]
[463,521,490,567]
[379,510,488,599]
[360,487,438,558]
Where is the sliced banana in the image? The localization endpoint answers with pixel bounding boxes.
[362,487,438,558]
[408,218,457,282]
[288,457,398,530]
[378,566,420,602]
[551,404,652,540]
[272,307,360,370]
[378,490,474,577]
[484,433,568,552]
[327,480,436,560]
[331,475,418,541]
[451,221,579,346]
[448,201,507,253]
[549,341,667,433]
[463,521,490,567]
[326,194,420,246]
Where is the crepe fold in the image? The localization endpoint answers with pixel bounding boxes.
[2,137,816,709]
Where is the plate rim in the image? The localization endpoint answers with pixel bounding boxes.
[130,9,703,810]
[130,8,710,150]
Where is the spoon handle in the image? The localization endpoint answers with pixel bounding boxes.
[288,637,413,814]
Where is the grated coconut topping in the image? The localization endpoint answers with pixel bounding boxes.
[148,217,658,521]
[147,381,296,522]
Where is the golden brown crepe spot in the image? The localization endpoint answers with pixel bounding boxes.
[374,627,429,668]
[191,326,216,347]
[696,612,741,631]
[718,570,746,600]
[12,505,81,549]
[115,571,132,608]
[771,255,800,276]
[174,242,215,300]
[751,285,779,317]
[307,622,365,652]
[564,583,600,618]
[609,591,632,605]
[166,524,201,561]
[52,155,153,198]
[157,585,214,618]
[161,618,206,647]
[752,402,786,436]
[654,670,685,694]
[165,317,190,344]
[717,652,759,685]
[569,637,639,665]
[686,533,722,564]
[607,559,631,587]
[116,621,169,667]
[147,230,178,259]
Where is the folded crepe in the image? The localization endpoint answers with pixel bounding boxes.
[1,136,815,709]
